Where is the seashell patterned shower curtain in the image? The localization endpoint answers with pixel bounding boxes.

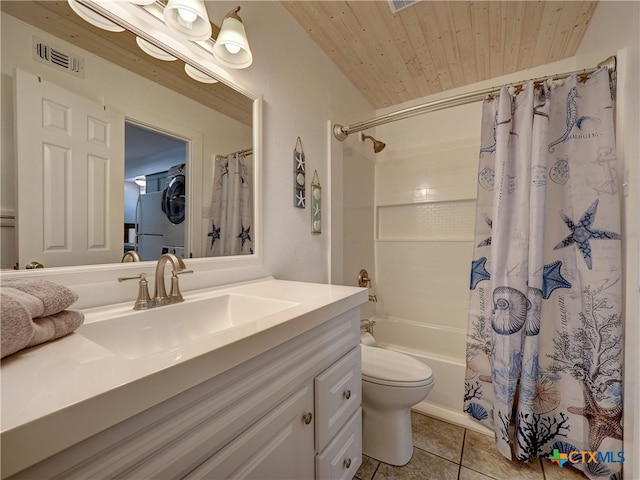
[206,153,253,256]
[465,67,623,479]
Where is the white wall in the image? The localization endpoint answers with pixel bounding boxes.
[340,143,376,319]
[207,1,375,284]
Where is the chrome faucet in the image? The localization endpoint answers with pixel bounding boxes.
[153,253,193,306]
[118,254,193,310]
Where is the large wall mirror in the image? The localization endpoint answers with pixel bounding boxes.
[0,1,259,271]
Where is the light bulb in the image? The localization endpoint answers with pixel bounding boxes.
[224,43,241,55]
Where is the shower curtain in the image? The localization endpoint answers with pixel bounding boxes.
[465,67,622,479]
[206,153,253,256]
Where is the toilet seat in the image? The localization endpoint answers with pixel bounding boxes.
[361,344,434,388]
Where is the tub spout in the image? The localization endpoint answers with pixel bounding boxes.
[361,318,376,335]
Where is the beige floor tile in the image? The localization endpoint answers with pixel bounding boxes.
[541,459,587,479]
[355,455,380,480]
[461,430,544,480]
[458,467,496,480]
[411,412,465,463]
[373,448,459,480]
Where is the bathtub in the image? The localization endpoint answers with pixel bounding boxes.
[370,315,492,436]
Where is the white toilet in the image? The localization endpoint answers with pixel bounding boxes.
[360,341,435,466]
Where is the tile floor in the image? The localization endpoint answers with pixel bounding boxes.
[354,412,587,480]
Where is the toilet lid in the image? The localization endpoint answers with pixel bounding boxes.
[361,344,434,387]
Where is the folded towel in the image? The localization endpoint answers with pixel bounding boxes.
[2,287,47,318]
[26,309,85,349]
[1,291,37,358]
[1,280,84,359]
[1,279,78,318]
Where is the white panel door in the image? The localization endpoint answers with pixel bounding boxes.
[15,69,124,268]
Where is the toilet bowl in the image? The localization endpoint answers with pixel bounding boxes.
[360,342,435,466]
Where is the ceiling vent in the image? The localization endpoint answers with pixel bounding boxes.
[388,0,419,14]
[32,37,84,78]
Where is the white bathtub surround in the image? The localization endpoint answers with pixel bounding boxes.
[0,277,367,477]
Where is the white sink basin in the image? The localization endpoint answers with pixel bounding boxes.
[78,294,298,359]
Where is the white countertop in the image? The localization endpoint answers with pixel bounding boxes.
[0,277,367,477]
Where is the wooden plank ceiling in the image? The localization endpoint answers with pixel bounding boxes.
[282,1,598,109]
[1,1,253,126]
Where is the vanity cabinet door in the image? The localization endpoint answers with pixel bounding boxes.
[184,382,315,480]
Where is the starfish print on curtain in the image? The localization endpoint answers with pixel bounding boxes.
[208,222,221,249]
[553,199,621,269]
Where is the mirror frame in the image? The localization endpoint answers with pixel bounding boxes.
[2,0,263,282]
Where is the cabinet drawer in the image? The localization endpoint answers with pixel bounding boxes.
[315,347,361,451]
[315,408,362,480]
[185,382,315,480]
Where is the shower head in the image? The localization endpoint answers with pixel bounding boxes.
[361,133,386,153]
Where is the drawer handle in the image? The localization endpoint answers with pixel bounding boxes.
[302,412,313,425]
[343,389,351,400]
[343,458,352,469]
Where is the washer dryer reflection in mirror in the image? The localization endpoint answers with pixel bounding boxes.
[162,164,186,224]
[136,164,186,261]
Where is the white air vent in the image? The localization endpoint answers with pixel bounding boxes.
[33,37,84,78]
[388,0,419,13]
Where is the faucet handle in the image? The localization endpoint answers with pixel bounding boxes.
[168,269,193,303]
[118,273,152,310]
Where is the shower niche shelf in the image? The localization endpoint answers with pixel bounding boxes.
[376,199,475,242]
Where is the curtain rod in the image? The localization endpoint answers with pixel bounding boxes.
[224,147,253,156]
[333,55,616,142]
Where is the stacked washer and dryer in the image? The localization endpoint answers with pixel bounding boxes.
[136,164,186,261]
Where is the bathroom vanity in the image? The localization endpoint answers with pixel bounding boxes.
[1,278,366,479]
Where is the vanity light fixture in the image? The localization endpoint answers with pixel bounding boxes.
[67,0,124,32]
[135,37,177,61]
[184,64,218,83]
[163,0,212,42]
[69,0,253,70]
[212,7,253,69]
